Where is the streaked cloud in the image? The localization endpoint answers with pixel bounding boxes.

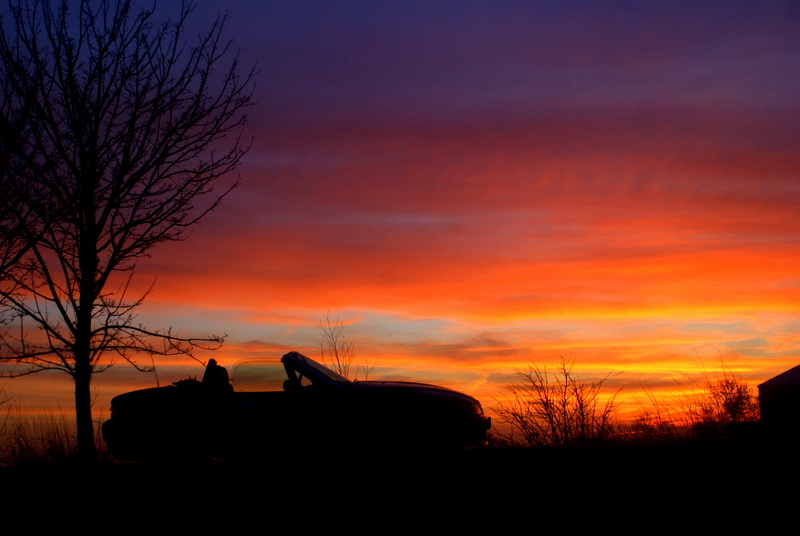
[5,1,800,425]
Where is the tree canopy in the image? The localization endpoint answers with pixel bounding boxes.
[0,0,254,461]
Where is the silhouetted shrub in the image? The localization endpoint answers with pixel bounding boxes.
[629,410,684,441]
[687,372,760,436]
[491,357,620,447]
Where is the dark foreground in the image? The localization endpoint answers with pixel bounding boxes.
[4,432,797,528]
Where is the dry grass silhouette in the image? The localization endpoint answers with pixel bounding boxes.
[0,402,109,467]
[627,363,761,442]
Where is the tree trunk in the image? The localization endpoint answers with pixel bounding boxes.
[75,173,98,463]
[74,356,97,463]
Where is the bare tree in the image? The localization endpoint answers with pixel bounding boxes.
[0,0,254,462]
[319,313,356,379]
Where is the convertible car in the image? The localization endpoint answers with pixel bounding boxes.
[102,351,491,461]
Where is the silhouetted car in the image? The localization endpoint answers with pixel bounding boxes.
[102,351,491,461]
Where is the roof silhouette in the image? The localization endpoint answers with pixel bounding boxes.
[759,364,800,387]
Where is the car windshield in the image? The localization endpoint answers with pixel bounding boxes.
[229,360,286,391]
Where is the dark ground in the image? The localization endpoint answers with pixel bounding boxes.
[3,431,796,529]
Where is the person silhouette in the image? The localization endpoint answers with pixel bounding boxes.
[202,358,231,390]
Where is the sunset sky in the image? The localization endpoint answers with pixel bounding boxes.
[5,1,800,425]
